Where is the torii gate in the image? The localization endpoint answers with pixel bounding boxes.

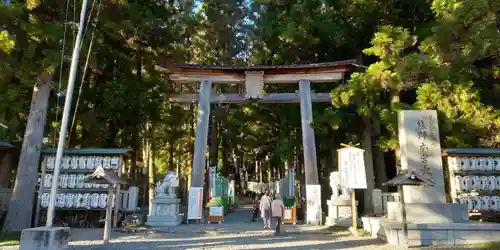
[161,59,356,220]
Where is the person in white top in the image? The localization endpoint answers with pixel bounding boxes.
[259,190,273,229]
[271,193,285,235]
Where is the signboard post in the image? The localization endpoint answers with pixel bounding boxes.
[306,185,321,225]
[209,166,216,198]
[228,180,235,211]
[187,187,203,223]
[210,206,223,216]
[338,144,367,235]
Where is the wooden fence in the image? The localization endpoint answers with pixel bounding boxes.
[0,188,12,211]
[372,189,400,214]
[381,192,400,213]
[0,188,11,227]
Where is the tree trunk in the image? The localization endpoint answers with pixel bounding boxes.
[206,107,217,204]
[141,169,148,209]
[281,159,288,180]
[0,152,13,188]
[221,133,228,176]
[297,146,305,220]
[258,159,263,182]
[105,122,118,147]
[3,73,52,232]
[148,126,155,209]
[132,55,143,182]
[81,109,98,147]
[296,146,304,184]
[129,127,139,183]
[67,119,80,147]
[142,125,151,208]
[187,103,195,180]
[266,156,272,183]
[208,108,218,167]
[372,117,388,190]
[175,143,180,176]
[168,141,174,171]
[361,116,376,215]
[254,158,259,182]
[183,103,195,210]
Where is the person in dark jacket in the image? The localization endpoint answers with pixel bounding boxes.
[252,196,260,222]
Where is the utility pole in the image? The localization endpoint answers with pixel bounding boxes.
[45,0,90,228]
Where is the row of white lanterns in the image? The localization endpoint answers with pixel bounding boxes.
[455,176,500,192]
[40,193,115,209]
[458,196,500,211]
[45,156,121,170]
[40,174,108,189]
[246,181,281,194]
[448,157,500,172]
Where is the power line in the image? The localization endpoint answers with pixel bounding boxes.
[68,0,103,144]
[53,0,72,147]
[79,0,98,50]
[46,0,92,228]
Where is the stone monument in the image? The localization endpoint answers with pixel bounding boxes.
[325,171,358,227]
[388,110,463,226]
[362,110,500,246]
[398,110,446,203]
[147,171,181,226]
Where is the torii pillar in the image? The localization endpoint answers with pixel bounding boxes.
[191,79,212,189]
[299,79,319,186]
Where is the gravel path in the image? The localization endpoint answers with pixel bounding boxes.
[2,206,496,250]
[66,232,405,250]
[6,231,490,250]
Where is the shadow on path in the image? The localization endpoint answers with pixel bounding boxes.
[68,233,386,250]
[223,204,255,224]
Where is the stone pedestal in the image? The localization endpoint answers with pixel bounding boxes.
[372,189,383,215]
[325,199,360,227]
[147,196,181,227]
[19,227,71,250]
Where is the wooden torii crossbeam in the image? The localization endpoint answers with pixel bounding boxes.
[159,60,355,103]
[169,92,333,103]
[160,60,354,84]
[159,59,357,222]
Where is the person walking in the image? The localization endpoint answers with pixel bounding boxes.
[271,193,285,235]
[252,195,260,222]
[259,190,272,229]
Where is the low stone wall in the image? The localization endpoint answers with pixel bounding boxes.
[386,202,469,223]
[362,216,500,246]
[20,227,71,250]
[361,217,389,239]
[381,221,500,246]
